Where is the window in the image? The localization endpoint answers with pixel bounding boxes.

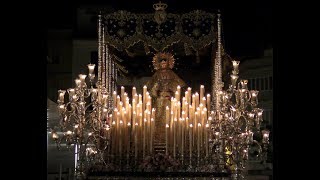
[260,77,264,90]
[256,78,260,90]
[248,79,252,90]
[265,77,269,90]
[252,78,256,90]
[269,76,273,90]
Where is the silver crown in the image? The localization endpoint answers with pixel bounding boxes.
[153,1,168,11]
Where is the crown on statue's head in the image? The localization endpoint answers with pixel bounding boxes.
[153,1,168,11]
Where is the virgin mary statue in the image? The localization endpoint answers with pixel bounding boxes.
[146,52,186,147]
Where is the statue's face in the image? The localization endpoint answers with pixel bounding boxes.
[160,60,168,69]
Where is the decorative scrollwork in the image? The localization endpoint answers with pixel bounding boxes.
[102,3,216,54]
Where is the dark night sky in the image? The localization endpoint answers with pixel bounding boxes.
[47,0,272,57]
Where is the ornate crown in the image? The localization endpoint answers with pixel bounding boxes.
[152,52,175,70]
[153,1,168,11]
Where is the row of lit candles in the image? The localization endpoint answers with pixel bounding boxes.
[105,85,215,159]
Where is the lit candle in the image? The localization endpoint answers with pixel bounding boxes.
[187,87,192,105]
[112,121,116,155]
[116,95,121,110]
[173,118,177,159]
[189,124,193,159]
[170,111,174,147]
[194,112,198,147]
[119,120,123,157]
[181,118,185,158]
[151,108,156,121]
[143,118,147,158]
[113,91,117,108]
[185,91,189,106]
[134,122,138,159]
[128,104,132,121]
[205,123,209,157]
[206,94,211,113]
[177,101,181,122]
[166,124,169,155]
[175,91,179,101]
[134,94,138,106]
[195,92,199,108]
[200,85,204,102]
[143,85,147,111]
[132,87,136,100]
[121,86,125,101]
[150,118,154,154]
[197,123,201,158]
[132,111,136,132]
[127,122,131,158]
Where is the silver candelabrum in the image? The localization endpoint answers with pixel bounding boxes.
[209,60,270,180]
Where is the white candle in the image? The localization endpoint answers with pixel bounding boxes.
[134,123,138,159]
[113,91,117,108]
[143,118,147,158]
[121,86,125,101]
[119,120,123,157]
[181,118,185,158]
[207,94,211,113]
[205,123,209,157]
[197,123,201,158]
[127,122,131,157]
[143,85,147,111]
[173,118,177,159]
[166,124,169,155]
[189,124,193,159]
[200,85,204,102]
[150,118,154,154]
[187,87,192,105]
[132,87,136,100]
[177,85,181,100]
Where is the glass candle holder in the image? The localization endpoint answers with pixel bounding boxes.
[232,60,240,74]
[250,90,259,107]
[58,90,66,104]
[262,130,270,144]
[87,64,95,74]
[79,74,87,82]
